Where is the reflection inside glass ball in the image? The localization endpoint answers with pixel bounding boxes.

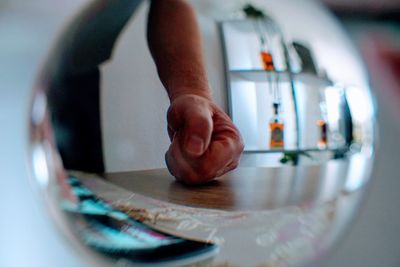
[30,0,375,266]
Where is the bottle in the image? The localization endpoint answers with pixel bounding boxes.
[269,102,284,148]
[317,119,328,149]
[260,50,275,71]
[255,20,275,71]
[259,34,275,71]
[318,91,329,149]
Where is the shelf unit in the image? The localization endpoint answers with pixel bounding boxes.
[219,19,346,155]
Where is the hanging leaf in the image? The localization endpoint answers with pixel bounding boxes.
[242,4,266,19]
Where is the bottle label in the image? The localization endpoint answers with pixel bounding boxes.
[270,123,284,148]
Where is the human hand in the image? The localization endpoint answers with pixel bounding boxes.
[165,94,244,185]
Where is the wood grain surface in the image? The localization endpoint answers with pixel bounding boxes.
[102,163,348,211]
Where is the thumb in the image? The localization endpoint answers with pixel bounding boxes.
[182,107,213,157]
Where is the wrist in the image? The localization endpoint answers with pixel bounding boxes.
[169,87,213,102]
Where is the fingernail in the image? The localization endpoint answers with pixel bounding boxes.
[186,135,204,156]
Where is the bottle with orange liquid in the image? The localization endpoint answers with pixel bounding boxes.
[269,102,284,148]
[317,93,329,149]
[260,47,275,71]
[317,119,328,149]
[259,37,275,71]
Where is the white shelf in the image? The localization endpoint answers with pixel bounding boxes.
[230,69,332,87]
[243,147,348,154]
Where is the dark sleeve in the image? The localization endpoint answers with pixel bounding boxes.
[47,0,143,172]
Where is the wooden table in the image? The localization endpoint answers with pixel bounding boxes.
[101,162,350,211]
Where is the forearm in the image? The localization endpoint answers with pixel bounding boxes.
[147,0,211,101]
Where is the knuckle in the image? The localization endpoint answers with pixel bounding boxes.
[225,138,242,155]
[231,161,239,170]
[230,131,245,154]
[237,140,245,153]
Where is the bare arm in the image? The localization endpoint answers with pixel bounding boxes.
[147,0,243,184]
[147,0,210,101]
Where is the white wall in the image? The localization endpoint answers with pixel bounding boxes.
[101,2,169,172]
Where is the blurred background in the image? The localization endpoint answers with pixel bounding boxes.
[1,0,399,266]
[314,1,400,266]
